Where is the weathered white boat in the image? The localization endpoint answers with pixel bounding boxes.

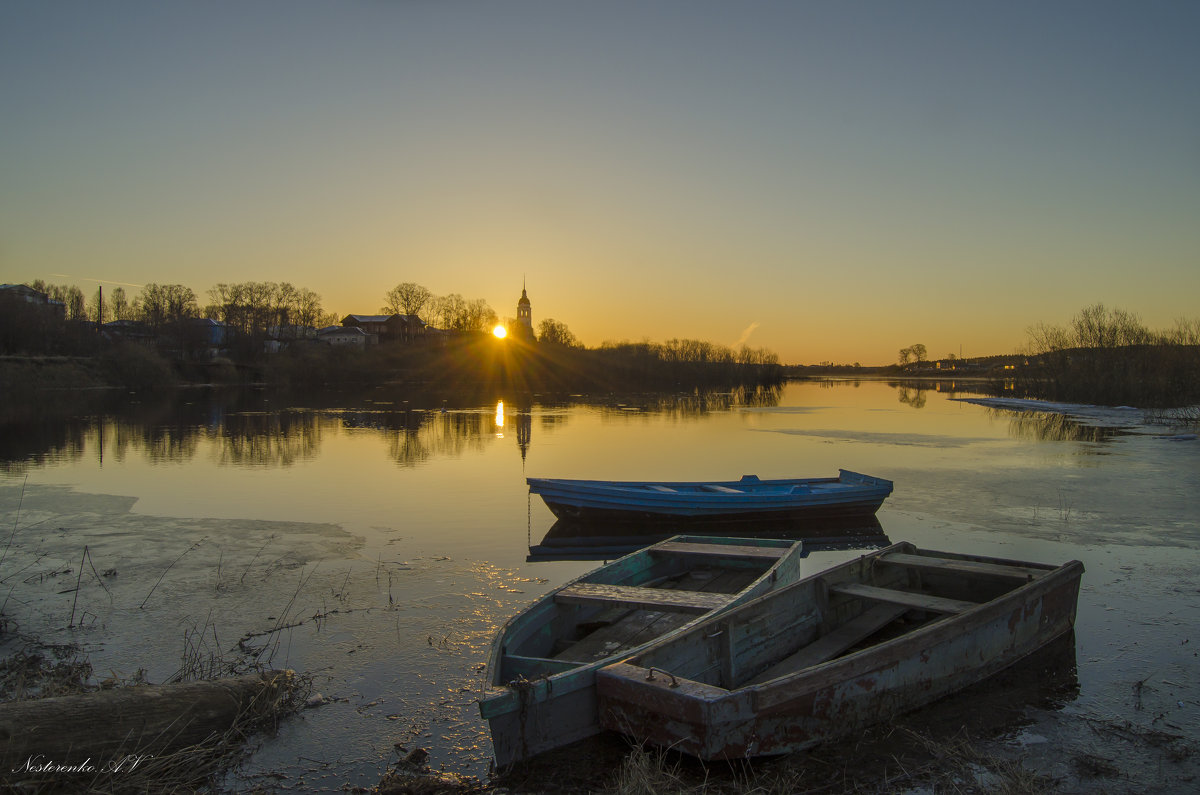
[527,469,893,523]
[478,535,807,767]
[596,541,1083,760]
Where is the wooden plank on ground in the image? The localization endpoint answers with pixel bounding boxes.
[555,582,728,613]
[830,582,976,614]
[744,604,908,685]
[879,552,1047,581]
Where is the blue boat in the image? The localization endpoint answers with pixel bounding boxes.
[527,469,893,523]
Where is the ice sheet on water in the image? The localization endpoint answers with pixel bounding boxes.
[955,397,1153,431]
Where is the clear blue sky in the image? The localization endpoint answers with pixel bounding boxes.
[3,1,1197,364]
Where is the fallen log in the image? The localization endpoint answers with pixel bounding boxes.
[0,669,295,768]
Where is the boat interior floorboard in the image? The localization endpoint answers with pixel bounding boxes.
[550,566,758,664]
[744,604,908,686]
[553,609,693,663]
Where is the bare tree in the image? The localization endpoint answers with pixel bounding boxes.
[427,294,494,331]
[898,344,926,367]
[137,284,198,330]
[110,287,130,321]
[382,282,432,318]
[464,298,497,332]
[428,294,464,330]
[538,318,581,347]
[291,287,326,330]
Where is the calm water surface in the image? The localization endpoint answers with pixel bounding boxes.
[1,378,1197,788]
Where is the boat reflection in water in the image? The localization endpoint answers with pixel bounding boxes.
[527,515,890,562]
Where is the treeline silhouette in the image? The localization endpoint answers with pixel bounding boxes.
[267,334,783,393]
[1006,304,1200,408]
[3,279,783,394]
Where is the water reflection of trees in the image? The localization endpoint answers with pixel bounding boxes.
[385,411,495,468]
[0,417,87,474]
[597,384,783,419]
[139,422,203,463]
[216,411,323,467]
[896,385,928,409]
[1,385,785,471]
[989,409,1124,444]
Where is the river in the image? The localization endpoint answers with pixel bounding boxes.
[1,378,1197,791]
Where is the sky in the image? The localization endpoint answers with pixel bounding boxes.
[2,1,1197,365]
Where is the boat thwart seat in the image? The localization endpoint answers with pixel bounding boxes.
[554,582,729,613]
[653,540,789,560]
[830,582,976,614]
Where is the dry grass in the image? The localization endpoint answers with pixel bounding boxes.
[0,635,312,794]
[3,669,311,794]
[590,725,1057,795]
[0,639,95,701]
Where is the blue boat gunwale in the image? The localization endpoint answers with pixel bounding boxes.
[528,469,891,496]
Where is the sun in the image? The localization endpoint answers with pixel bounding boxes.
[492,325,507,339]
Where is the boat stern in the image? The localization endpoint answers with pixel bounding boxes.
[597,662,756,760]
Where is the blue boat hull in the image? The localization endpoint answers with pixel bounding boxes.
[529,470,893,524]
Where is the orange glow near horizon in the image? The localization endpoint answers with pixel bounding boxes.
[493,325,507,339]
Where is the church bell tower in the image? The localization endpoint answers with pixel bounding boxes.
[516,280,532,339]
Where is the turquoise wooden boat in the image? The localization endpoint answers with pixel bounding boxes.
[527,469,893,523]
[478,534,806,767]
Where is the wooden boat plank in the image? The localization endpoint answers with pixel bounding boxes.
[879,552,1047,581]
[654,541,788,560]
[670,567,761,594]
[830,582,976,614]
[553,570,760,663]
[743,603,908,686]
[502,654,588,678]
[555,582,729,613]
[554,610,694,663]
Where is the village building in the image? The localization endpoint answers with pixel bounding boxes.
[340,314,425,344]
[319,325,370,347]
[0,283,67,319]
